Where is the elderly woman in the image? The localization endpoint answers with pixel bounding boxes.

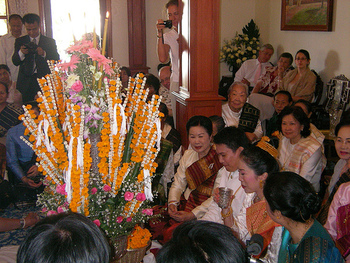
[252,52,293,95]
[222,82,263,142]
[277,106,326,192]
[249,53,293,121]
[280,49,316,102]
[264,171,343,262]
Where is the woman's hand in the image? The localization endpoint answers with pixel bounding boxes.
[245,132,257,142]
[170,211,195,222]
[213,188,220,203]
[168,203,178,217]
[21,176,42,188]
[24,213,40,228]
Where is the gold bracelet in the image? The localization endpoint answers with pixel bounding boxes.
[221,207,232,219]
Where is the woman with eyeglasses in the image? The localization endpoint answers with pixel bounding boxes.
[280,49,316,102]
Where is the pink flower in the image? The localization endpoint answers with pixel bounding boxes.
[55,184,66,195]
[41,207,47,212]
[136,193,146,202]
[91,187,97,194]
[93,219,101,227]
[57,54,80,72]
[103,185,111,192]
[142,209,153,216]
[57,206,64,213]
[124,191,134,201]
[116,216,124,223]
[126,217,132,222]
[71,80,83,92]
[87,48,112,68]
[47,210,58,216]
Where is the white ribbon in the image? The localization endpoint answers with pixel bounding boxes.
[143,169,153,201]
[119,104,126,136]
[76,138,83,169]
[65,136,74,203]
[155,118,162,150]
[112,104,118,135]
[43,119,52,152]
[35,120,44,147]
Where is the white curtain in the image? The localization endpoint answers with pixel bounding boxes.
[8,0,28,16]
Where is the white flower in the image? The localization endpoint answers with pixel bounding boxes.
[66,74,79,88]
[94,72,102,81]
[89,65,96,73]
[98,90,105,97]
[242,57,247,61]
[253,55,257,59]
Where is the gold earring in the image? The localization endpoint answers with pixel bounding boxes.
[259,180,263,189]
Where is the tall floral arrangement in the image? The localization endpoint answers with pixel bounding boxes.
[220,19,260,73]
[20,36,162,238]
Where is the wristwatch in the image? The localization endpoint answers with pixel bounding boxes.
[20,218,26,229]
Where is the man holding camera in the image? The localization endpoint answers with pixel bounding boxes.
[156,0,180,125]
[12,13,59,103]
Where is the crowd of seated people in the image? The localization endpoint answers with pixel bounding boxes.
[0,28,349,263]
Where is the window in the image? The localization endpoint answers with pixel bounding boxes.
[50,0,101,61]
[0,0,7,36]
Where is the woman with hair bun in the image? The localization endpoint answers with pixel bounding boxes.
[264,171,343,262]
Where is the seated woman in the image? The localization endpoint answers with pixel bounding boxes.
[249,52,293,121]
[0,65,22,106]
[317,119,350,225]
[264,171,343,262]
[277,106,326,192]
[153,116,223,242]
[0,81,23,145]
[324,182,350,262]
[218,144,281,263]
[252,52,293,96]
[280,49,316,102]
[293,99,325,146]
[145,73,161,101]
[153,103,181,204]
[222,82,263,142]
[120,66,131,95]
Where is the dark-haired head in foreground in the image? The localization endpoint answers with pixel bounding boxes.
[17,212,111,263]
[264,171,320,223]
[156,220,248,263]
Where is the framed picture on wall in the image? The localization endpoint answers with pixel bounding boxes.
[281,0,334,31]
